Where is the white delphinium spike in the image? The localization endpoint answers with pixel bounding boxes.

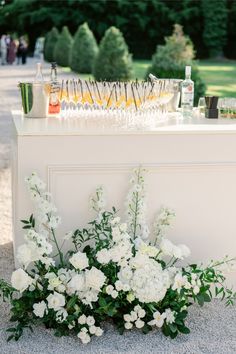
[126,167,149,240]
[24,172,64,266]
[153,206,176,245]
[89,185,106,220]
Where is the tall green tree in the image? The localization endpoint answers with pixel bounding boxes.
[146,24,206,105]
[93,26,133,81]
[53,26,73,67]
[201,0,228,57]
[44,27,59,62]
[70,22,98,73]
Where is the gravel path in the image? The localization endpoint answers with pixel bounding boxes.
[0,59,236,354]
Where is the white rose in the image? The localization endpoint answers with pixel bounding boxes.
[106,285,114,295]
[69,251,89,270]
[111,290,118,299]
[68,274,85,292]
[95,327,103,336]
[124,314,132,322]
[48,277,62,289]
[125,322,133,330]
[89,325,97,334]
[78,331,91,344]
[135,319,145,329]
[86,316,95,326]
[138,309,146,318]
[96,249,111,264]
[78,314,87,325]
[193,285,200,295]
[85,267,106,291]
[47,292,65,311]
[11,269,33,293]
[33,301,47,318]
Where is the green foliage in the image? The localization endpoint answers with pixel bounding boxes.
[0,0,234,59]
[53,26,73,67]
[202,0,228,58]
[93,26,134,81]
[70,22,98,74]
[146,24,206,104]
[44,27,59,62]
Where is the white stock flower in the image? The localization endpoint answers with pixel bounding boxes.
[48,215,61,229]
[110,217,121,226]
[47,292,65,311]
[85,267,106,292]
[11,269,33,293]
[33,301,48,318]
[69,251,89,270]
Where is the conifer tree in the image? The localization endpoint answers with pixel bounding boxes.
[70,22,98,73]
[44,27,59,62]
[93,26,133,81]
[53,26,73,67]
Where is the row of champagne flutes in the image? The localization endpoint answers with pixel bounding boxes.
[58,79,176,128]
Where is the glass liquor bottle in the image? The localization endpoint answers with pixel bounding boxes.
[181,65,194,117]
[34,62,44,82]
[48,62,61,115]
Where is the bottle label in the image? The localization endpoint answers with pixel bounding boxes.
[182,86,194,106]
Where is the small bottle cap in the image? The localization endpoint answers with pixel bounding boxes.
[185,66,191,76]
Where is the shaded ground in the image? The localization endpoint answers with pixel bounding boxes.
[0,58,235,354]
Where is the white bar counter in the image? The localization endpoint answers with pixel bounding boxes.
[11,111,236,284]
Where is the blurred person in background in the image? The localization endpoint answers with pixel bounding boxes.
[17,37,28,64]
[7,37,16,64]
[0,34,7,65]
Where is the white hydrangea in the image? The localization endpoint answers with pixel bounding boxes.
[117,252,170,303]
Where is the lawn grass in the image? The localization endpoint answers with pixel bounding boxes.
[133,59,236,98]
[65,59,236,98]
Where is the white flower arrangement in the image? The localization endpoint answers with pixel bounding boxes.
[0,168,236,343]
